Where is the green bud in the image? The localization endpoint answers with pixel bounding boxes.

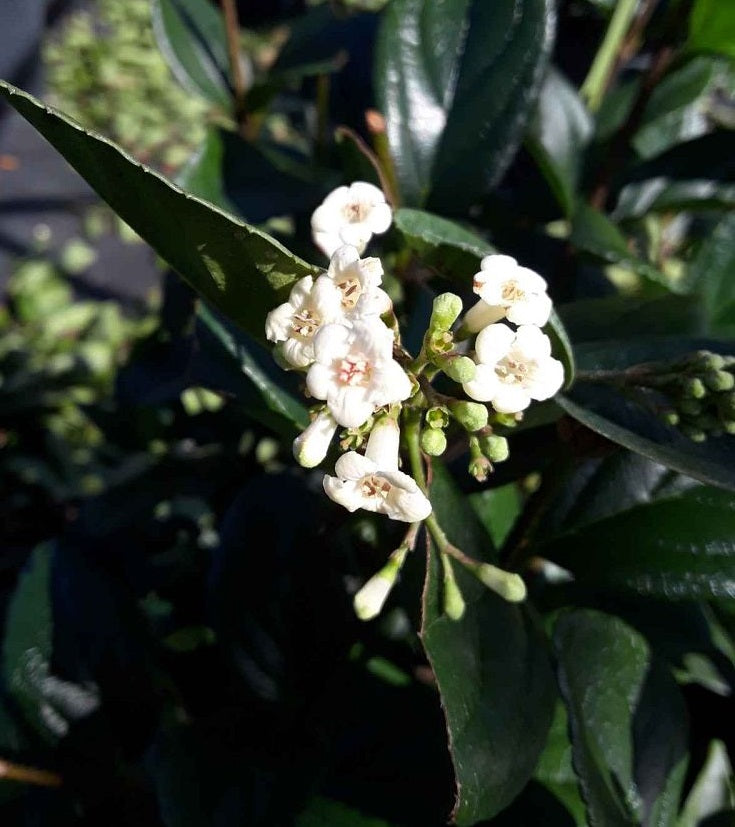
[469,455,492,483]
[724,421,735,435]
[450,400,488,432]
[703,370,735,392]
[353,546,409,621]
[440,554,465,621]
[420,427,447,456]
[680,424,707,443]
[429,293,463,332]
[678,399,703,417]
[682,377,707,399]
[437,354,476,384]
[425,406,450,430]
[481,434,509,463]
[469,561,527,603]
[660,410,680,427]
[492,411,521,428]
[698,351,725,371]
[427,329,454,354]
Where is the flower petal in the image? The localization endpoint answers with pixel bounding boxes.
[328,244,361,275]
[323,476,363,512]
[349,181,385,204]
[329,385,374,428]
[462,362,501,402]
[514,325,551,359]
[334,450,376,480]
[370,359,413,406]
[313,230,342,257]
[339,222,372,249]
[386,487,432,522]
[492,384,531,414]
[306,362,332,400]
[529,357,565,400]
[506,294,552,327]
[366,202,393,234]
[480,254,518,275]
[463,299,505,333]
[282,337,313,368]
[313,323,351,363]
[475,323,514,365]
[264,302,294,342]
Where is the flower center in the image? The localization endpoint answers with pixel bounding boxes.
[501,280,525,302]
[336,275,363,309]
[343,201,369,224]
[496,357,533,385]
[291,309,320,338]
[360,474,391,499]
[337,356,371,386]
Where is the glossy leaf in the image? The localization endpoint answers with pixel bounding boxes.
[558,336,735,491]
[421,463,555,825]
[554,610,689,827]
[375,0,555,209]
[689,0,735,60]
[0,81,320,345]
[526,67,593,216]
[152,0,233,108]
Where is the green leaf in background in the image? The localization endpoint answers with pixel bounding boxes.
[393,207,494,280]
[0,82,320,345]
[375,0,555,209]
[526,67,593,217]
[558,336,735,491]
[554,610,689,827]
[421,463,555,825]
[296,797,395,826]
[679,741,735,827]
[683,213,735,336]
[152,0,234,109]
[689,0,735,60]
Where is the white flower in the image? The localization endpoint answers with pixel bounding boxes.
[463,323,564,414]
[327,245,392,318]
[463,254,552,332]
[311,181,392,257]
[265,275,344,368]
[292,410,338,468]
[353,545,409,620]
[323,451,432,522]
[306,320,413,428]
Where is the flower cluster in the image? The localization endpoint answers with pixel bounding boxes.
[264,184,566,621]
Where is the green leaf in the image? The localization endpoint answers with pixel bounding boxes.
[542,484,735,600]
[393,207,494,279]
[554,610,689,827]
[679,741,735,827]
[421,463,555,825]
[469,482,522,548]
[375,0,555,209]
[689,0,735,60]
[526,67,593,217]
[296,797,395,826]
[152,0,233,108]
[684,213,735,336]
[570,202,668,287]
[0,81,320,345]
[558,336,735,491]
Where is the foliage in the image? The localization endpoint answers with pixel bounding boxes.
[2,0,735,824]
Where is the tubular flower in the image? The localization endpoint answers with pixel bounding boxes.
[463,254,552,332]
[326,245,392,318]
[463,323,564,413]
[323,451,432,522]
[311,181,393,257]
[265,275,345,368]
[292,410,338,468]
[306,320,413,428]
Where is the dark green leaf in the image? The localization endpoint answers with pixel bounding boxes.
[684,213,735,336]
[570,203,668,287]
[689,0,735,60]
[0,82,320,345]
[558,336,735,491]
[421,463,555,825]
[375,0,555,209]
[554,610,688,827]
[296,797,395,826]
[152,0,233,108]
[526,67,593,216]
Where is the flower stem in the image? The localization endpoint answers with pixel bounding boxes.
[581,0,639,112]
[220,0,249,136]
[335,126,398,207]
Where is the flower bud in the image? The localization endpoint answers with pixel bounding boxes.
[425,406,450,430]
[660,410,680,427]
[440,553,465,621]
[293,410,338,468]
[472,563,527,602]
[469,455,492,482]
[697,351,725,371]
[435,354,476,384]
[703,370,735,392]
[429,293,463,333]
[450,400,488,432]
[681,424,707,443]
[353,546,408,621]
[364,416,400,471]
[682,377,707,399]
[421,427,447,456]
[480,434,509,463]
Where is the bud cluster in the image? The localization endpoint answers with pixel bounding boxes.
[263,183,566,621]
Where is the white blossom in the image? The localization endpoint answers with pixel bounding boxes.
[463,323,564,414]
[311,181,392,258]
[463,254,552,332]
[306,319,413,428]
[292,410,338,468]
[327,245,392,318]
[265,275,344,368]
[323,451,432,522]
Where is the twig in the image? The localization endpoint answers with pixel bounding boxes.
[220,0,249,135]
[0,759,62,788]
[335,125,398,208]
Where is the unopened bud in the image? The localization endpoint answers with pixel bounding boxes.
[293,410,338,468]
[493,411,521,428]
[681,424,707,443]
[469,455,492,482]
[436,354,476,384]
[703,370,735,392]
[699,351,725,371]
[450,400,488,432]
[472,563,527,602]
[421,427,447,456]
[426,406,450,430]
[440,553,465,621]
[683,377,707,399]
[429,293,463,332]
[354,546,409,621]
[660,410,680,427]
[480,434,509,463]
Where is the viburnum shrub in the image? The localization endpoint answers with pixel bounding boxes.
[1,0,735,825]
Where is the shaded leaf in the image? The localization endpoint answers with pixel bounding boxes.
[689,0,735,60]
[679,741,735,827]
[421,463,555,825]
[0,81,320,345]
[375,0,555,209]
